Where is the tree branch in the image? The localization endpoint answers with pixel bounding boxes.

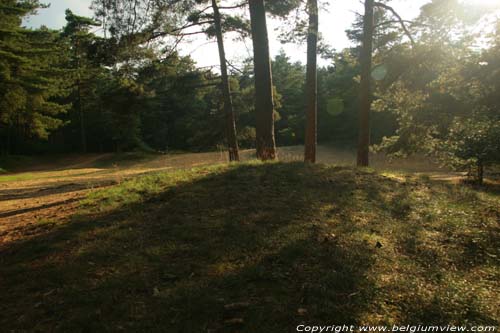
[146,20,214,41]
[374,2,415,47]
[219,1,248,10]
[374,19,413,29]
[226,59,244,74]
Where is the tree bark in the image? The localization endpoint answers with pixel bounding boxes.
[75,37,87,154]
[477,159,484,185]
[212,0,240,162]
[357,0,374,167]
[249,0,277,160]
[77,79,87,153]
[304,0,318,163]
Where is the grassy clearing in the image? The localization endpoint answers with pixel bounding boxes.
[0,162,498,332]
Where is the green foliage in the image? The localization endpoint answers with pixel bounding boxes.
[2,0,497,173]
[100,78,146,151]
[326,97,344,116]
[266,0,302,17]
[203,13,251,38]
[137,57,226,151]
[0,0,70,154]
[444,118,500,167]
[375,2,500,180]
[272,51,306,145]
[62,9,100,37]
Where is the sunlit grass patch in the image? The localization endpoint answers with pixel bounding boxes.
[0,172,37,182]
[80,163,228,212]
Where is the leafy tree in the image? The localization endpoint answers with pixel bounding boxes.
[445,118,500,184]
[375,0,500,182]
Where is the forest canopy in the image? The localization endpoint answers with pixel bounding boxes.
[0,0,499,180]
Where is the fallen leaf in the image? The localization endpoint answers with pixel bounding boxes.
[224,318,244,326]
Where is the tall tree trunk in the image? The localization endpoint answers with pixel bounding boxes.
[357,0,374,167]
[249,0,277,160]
[304,0,318,163]
[77,79,87,153]
[75,37,87,154]
[212,0,240,162]
[477,159,484,185]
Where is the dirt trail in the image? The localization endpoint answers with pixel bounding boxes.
[0,150,244,244]
[0,147,459,246]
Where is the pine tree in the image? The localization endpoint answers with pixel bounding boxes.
[304,0,319,163]
[357,0,374,167]
[211,0,240,161]
[62,9,101,153]
[249,0,276,160]
[0,0,69,154]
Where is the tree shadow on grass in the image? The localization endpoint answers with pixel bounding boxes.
[0,163,384,332]
[1,163,496,332]
[468,181,500,196]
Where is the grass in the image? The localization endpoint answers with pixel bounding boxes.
[0,161,498,332]
[0,172,38,182]
[89,152,158,169]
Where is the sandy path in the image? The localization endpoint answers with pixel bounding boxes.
[0,147,460,246]
[0,150,241,245]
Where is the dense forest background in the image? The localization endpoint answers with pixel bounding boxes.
[0,0,499,177]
